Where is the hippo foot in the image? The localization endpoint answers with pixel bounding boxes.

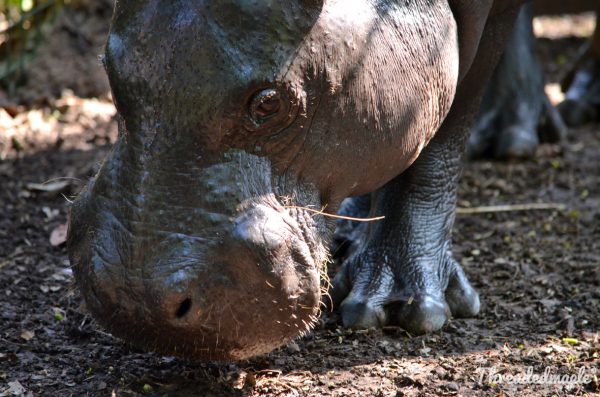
[467,91,542,160]
[330,242,480,335]
[559,99,599,127]
[493,125,539,160]
[467,94,567,160]
[558,59,600,127]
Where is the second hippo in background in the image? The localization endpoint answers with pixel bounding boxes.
[468,0,599,159]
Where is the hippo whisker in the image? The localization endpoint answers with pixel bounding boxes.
[285,205,386,222]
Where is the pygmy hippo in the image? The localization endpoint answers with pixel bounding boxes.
[68,0,524,361]
[469,0,600,159]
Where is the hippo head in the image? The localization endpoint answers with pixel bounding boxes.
[68,0,459,360]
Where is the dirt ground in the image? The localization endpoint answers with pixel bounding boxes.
[1,5,599,397]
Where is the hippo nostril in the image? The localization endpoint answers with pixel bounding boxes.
[175,298,192,318]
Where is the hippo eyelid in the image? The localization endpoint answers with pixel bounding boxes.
[248,88,284,121]
[243,86,300,134]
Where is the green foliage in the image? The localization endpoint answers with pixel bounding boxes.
[0,0,65,95]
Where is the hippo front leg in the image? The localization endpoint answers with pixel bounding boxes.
[332,119,483,333]
[331,7,520,334]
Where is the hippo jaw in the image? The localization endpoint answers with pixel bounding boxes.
[68,146,331,361]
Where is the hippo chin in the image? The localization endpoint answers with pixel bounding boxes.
[69,0,524,361]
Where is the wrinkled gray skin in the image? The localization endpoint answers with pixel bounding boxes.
[69,0,523,361]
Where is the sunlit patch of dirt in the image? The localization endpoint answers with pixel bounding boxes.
[533,13,596,39]
[0,90,116,160]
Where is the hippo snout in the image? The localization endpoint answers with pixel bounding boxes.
[68,148,328,361]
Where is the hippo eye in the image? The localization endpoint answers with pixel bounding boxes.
[249,89,283,121]
[244,87,298,133]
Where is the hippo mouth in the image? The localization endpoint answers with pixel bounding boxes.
[68,147,330,361]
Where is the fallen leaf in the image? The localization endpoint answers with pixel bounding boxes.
[244,372,257,388]
[287,341,301,353]
[42,207,59,221]
[53,309,64,322]
[8,380,26,396]
[50,223,68,246]
[20,330,35,341]
[539,299,560,309]
[548,343,568,353]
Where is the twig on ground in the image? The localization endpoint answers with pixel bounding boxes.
[457,203,567,215]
